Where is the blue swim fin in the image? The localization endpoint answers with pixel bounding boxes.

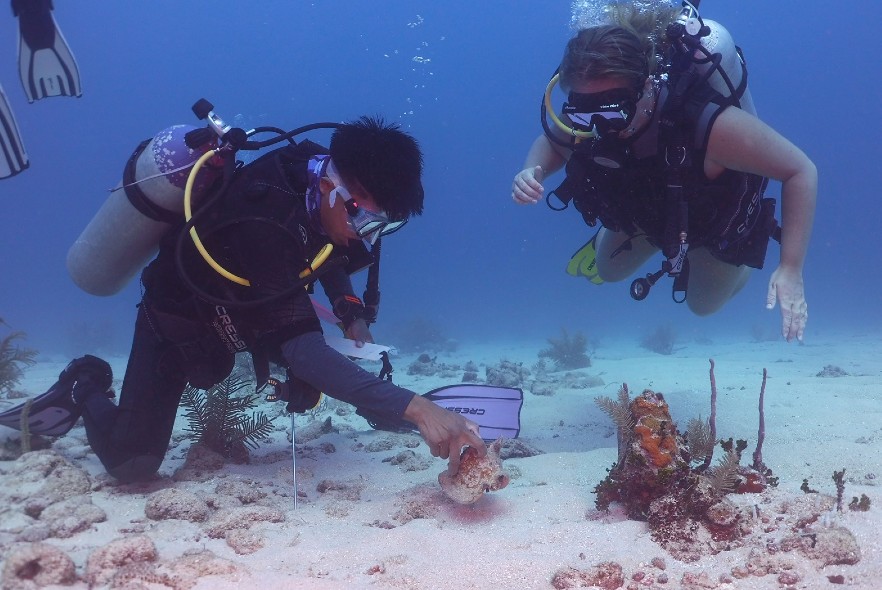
[0,84,29,179]
[12,0,82,102]
[357,384,524,441]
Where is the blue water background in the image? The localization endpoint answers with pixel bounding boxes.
[0,0,879,356]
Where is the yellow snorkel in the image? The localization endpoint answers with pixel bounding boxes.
[542,72,598,145]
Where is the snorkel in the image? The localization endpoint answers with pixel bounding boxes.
[541,71,597,148]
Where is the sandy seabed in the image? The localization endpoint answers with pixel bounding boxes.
[1,330,880,589]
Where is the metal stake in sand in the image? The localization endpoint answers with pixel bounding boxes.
[701,358,719,471]
[291,413,298,510]
[752,368,768,471]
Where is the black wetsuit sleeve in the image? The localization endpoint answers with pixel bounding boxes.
[281,332,415,419]
[318,267,356,306]
[317,239,374,305]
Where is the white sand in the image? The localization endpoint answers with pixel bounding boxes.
[1,331,880,589]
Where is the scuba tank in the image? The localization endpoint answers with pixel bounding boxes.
[696,19,756,116]
[629,6,765,303]
[66,125,220,296]
[544,2,768,303]
[69,100,344,298]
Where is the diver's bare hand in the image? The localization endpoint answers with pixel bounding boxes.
[344,318,374,348]
[766,266,808,342]
[403,395,485,475]
[512,166,545,205]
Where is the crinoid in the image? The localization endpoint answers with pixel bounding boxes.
[0,318,38,397]
[180,371,275,459]
[539,328,592,370]
[704,448,741,495]
[594,384,634,463]
[685,416,714,468]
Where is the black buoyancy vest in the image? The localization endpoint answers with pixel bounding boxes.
[141,141,358,388]
[187,141,328,303]
[566,79,775,269]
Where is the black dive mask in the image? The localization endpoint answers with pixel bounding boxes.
[562,87,640,137]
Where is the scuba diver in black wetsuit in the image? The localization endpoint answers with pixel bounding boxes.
[511,1,816,342]
[0,106,485,482]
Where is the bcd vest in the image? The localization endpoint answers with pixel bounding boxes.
[557,81,778,269]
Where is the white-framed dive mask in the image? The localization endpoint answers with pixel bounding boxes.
[326,163,407,245]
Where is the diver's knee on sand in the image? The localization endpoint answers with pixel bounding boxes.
[106,455,163,483]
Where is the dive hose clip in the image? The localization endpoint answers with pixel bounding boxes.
[630,242,690,303]
[265,375,322,414]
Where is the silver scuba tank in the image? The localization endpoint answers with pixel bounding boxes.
[696,19,756,116]
[67,125,219,296]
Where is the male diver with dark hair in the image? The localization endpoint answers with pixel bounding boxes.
[511,2,816,342]
[1,0,82,179]
[0,114,486,482]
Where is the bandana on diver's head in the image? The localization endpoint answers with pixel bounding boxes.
[306,155,330,231]
[325,160,407,245]
[563,86,640,137]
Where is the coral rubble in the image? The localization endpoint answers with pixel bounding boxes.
[485,360,530,388]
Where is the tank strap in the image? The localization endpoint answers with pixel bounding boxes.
[732,47,749,106]
[123,139,182,225]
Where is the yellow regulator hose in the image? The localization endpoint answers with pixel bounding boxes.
[299,243,333,280]
[184,150,334,289]
[184,149,251,286]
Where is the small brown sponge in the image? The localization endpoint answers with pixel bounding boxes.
[1,542,76,589]
[84,535,158,587]
[204,506,285,539]
[145,488,210,522]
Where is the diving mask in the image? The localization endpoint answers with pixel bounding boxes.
[562,87,640,137]
[326,163,406,244]
[342,188,407,244]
